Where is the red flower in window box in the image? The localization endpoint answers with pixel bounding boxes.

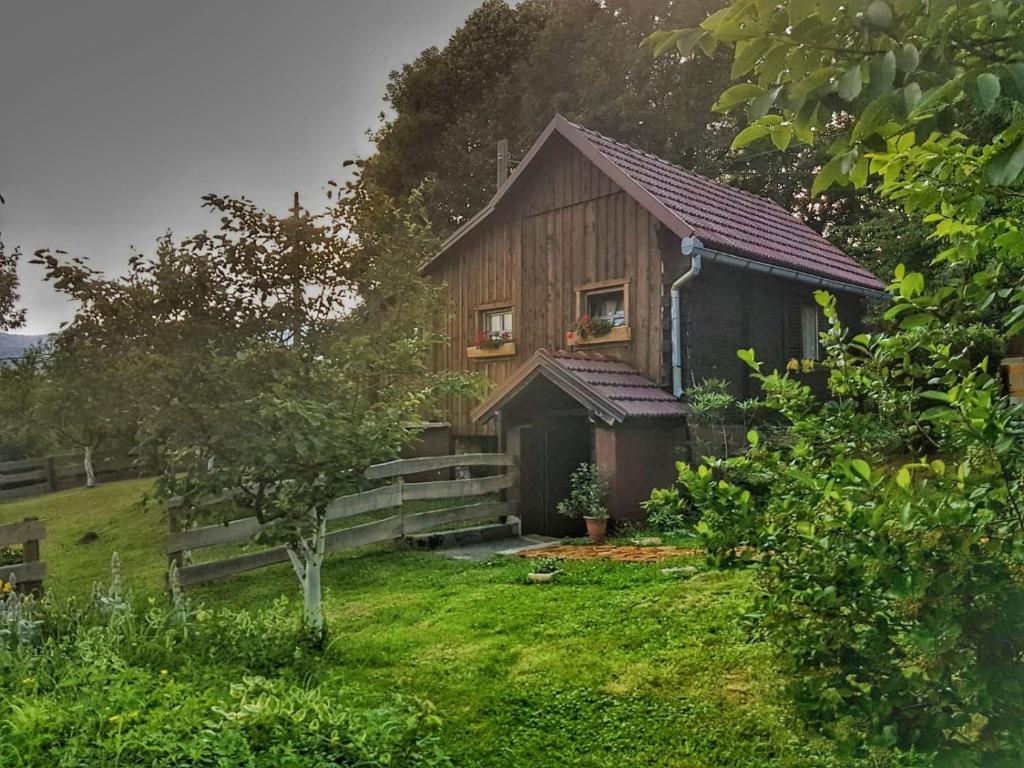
[475,330,512,350]
[569,313,613,339]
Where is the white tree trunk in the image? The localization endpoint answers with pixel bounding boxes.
[83,445,96,488]
[286,515,327,639]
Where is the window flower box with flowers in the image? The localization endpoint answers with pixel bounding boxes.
[467,330,516,359]
[566,314,632,347]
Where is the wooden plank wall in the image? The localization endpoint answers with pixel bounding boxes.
[430,135,665,436]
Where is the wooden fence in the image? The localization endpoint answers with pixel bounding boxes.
[0,517,47,594]
[166,452,517,587]
[0,453,137,502]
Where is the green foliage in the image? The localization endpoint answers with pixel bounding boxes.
[556,462,609,520]
[0,591,450,766]
[641,484,693,535]
[649,3,1024,757]
[0,235,25,332]
[686,377,736,423]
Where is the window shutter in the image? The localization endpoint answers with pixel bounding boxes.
[785,305,803,360]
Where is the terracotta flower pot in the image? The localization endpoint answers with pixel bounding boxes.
[584,516,608,543]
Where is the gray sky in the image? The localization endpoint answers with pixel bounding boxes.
[1,0,484,334]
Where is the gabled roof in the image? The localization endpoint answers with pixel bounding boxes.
[471,349,686,425]
[423,114,885,293]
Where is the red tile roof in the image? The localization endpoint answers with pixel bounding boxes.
[425,114,885,293]
[548,351,687,418]
[568,121,885,291]
[471,349,686,425]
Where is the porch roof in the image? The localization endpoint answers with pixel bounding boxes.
[471,349,687,426]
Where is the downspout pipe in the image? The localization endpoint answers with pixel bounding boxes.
[670,239,703,398]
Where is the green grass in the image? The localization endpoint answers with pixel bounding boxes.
[0,481,922,767]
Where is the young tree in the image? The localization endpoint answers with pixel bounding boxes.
[0,236,26,332]
[36,188,475,640]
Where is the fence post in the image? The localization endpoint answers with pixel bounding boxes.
[21,516,43,596]
[167,507,185,588]
[396,477,405,538]
[44,456,57,493]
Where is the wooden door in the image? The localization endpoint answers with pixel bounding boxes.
[512,417,591,537]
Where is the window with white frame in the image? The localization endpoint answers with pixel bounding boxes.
[584,287,626,327]
[482,307,513,335]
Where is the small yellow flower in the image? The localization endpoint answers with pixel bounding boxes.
[160,669,168,676]
[786,358,799,372]
[109,715,121,723]
[21,677,33,685]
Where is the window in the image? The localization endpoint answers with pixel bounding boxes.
[585,288,626,327]
[482,307,513,335]
[574,279,630,327]
[786,304,821,361]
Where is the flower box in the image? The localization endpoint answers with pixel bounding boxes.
[467,342,516,359]
[570,326,631,346]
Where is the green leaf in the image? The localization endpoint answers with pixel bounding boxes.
[850,459,872,482]
[771,125,793,150]
[732,37,774,79]
[865,0,892,27]
[902,82,922,114]
[674,28,706,57]
[868,51,896,98]
[714,83,765,112]
[789,0,818,24]
[895,43,919,73]
[909,77,963,118]
[747,429,760,446]
[971,72,1001,111]
[895,467,911,489]
[985,137,1024,186]
[838,65,863,101]
[748,86,782,119]
[852,94,894,141]
[731,123,771,149]
[1000,62,1024,102]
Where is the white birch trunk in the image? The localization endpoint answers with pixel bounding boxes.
[286,514,327,638]
[83,445,96,488]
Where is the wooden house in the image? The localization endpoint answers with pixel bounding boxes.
[421,115,886,535]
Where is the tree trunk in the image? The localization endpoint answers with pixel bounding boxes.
[286,515,327,642]
[83,445,96,488]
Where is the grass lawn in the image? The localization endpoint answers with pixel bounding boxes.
[0,481,921,767]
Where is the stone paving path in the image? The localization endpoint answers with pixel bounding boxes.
[518,544,702,563]
[430,535,558,561]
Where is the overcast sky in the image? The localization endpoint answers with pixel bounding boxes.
[1,0,484,334]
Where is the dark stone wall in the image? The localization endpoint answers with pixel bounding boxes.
[661,229,870,400]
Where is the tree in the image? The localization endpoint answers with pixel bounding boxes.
[646,0,1024,759]
[0,236,25,332]
[36,188,476,640]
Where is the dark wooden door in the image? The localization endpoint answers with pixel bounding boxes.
[514,417,591,537]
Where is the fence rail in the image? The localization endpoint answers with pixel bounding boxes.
[167,453,518,587]
[0,453,137,502]
[0,517,47,594]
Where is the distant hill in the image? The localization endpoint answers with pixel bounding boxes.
[0,333,50,360]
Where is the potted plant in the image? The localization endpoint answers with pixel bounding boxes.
[556,462,610,543]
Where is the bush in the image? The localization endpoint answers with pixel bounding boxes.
[0,574,451,766]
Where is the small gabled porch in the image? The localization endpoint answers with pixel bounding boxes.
[472,349,688,537]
